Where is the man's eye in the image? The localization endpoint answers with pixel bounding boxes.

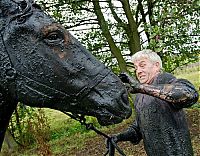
[140,64,146,68]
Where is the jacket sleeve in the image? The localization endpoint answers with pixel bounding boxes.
[116,119,142,144]
[136,78,199,109]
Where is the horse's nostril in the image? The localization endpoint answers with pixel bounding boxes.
[121,92,129,105]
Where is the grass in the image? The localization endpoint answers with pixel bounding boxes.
[1,62,200,156]
[174,64,199,89]
[174,63,200,107]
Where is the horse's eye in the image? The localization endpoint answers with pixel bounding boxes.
[46,32,61,41]
[44,31,64,45]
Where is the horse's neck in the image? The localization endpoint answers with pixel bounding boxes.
[0,90,17,151]
[0,32,18,150]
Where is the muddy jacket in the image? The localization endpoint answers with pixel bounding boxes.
[117,72,199,156]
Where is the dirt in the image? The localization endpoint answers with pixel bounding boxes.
[68,108,200,156]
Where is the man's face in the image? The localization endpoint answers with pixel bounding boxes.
[133,57,160,84]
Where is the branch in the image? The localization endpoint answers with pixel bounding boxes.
[107,0,127,29]
[119,0,141,54]
[66,22,99,29]
[137,0,150,42]
[147,0,156,25]
[68,27,100,32]
[92,0,127,71]
[65,18,98,29]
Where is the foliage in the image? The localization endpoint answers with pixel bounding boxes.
[36,0,199,73]
[147,0,199,72]
[8,104,51,153]
[8,103,35,146]
[27,108,51,155]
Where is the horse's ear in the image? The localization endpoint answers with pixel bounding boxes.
[0,0,13,32]
[0,0,25,17]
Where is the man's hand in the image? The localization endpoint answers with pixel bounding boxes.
[119,72,140,93]
[110,135,119,143]
[118,72,132,83]
[107,134,121,145]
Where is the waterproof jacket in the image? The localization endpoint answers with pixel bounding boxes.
[118,72,199,156]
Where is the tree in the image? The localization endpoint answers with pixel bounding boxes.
[36,0,199,73]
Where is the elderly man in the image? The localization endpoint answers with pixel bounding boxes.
[114,49,199,155]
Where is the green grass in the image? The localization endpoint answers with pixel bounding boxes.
[174,65,199,88]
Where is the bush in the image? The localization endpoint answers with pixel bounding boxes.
[8,104,51,155]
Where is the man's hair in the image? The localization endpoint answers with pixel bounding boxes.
[131,49,163,69]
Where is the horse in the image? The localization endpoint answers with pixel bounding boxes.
[0,0,132,150]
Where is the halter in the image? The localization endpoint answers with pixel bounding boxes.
[0,0,34,102]
[0,0,33,80]
[17,67,111,106]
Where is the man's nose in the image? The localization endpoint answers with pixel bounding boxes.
[136,67,142,74]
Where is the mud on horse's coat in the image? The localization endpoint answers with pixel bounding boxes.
[0,0,131,150]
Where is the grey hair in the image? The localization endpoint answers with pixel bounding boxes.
[131,49,163,69]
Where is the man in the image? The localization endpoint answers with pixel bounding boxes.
[113,49,199,156]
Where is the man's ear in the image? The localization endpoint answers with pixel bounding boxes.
[155,62,161,71]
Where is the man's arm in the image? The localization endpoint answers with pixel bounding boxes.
[138,79,199,108]
[119,73,199,109]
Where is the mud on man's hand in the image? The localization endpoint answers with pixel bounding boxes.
[119,72,140,93]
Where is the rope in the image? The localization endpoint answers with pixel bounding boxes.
[63,112,126,156]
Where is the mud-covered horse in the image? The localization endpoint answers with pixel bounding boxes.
[0,0,132,150]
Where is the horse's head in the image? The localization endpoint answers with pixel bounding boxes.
[0,0,131,126]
